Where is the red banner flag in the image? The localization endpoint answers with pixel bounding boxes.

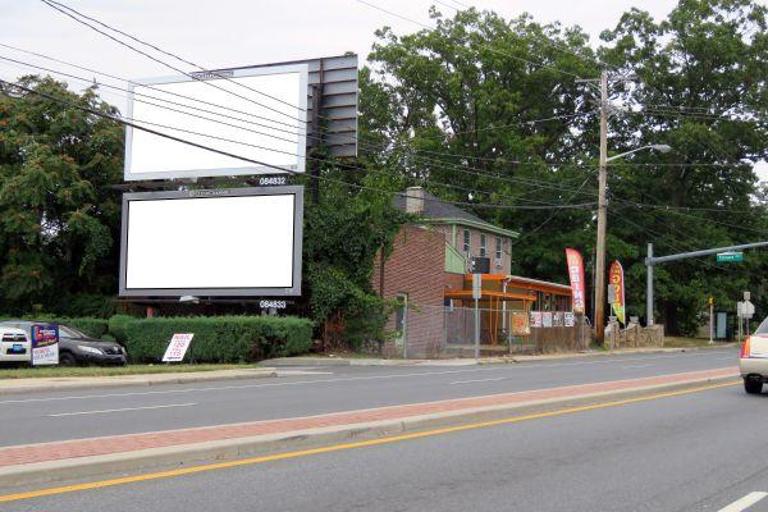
[609,260,626,324]
[565,248,586,314]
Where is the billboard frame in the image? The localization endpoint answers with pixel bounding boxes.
[123,63,309,182]
[119,186,304,298]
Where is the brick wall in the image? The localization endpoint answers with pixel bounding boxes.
[372,225,453,358]
[432,224,512,274]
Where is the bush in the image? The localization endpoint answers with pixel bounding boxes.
[108,314,135,344]
[122,315,313,363]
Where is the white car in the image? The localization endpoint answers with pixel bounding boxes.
[0,326,31,364]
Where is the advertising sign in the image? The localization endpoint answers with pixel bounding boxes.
[564,312,576,327]
[120,186,304,297]
[511,312,530,335]
[31,323,59,366]
[565,248,586,314]
[609,260,626,324]
[542,312,553,328]
[530,311,543,328]
[162,333,194,363]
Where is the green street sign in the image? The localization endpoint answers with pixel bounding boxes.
[716,251,744,263]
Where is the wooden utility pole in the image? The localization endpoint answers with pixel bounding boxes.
[594,70,609,345]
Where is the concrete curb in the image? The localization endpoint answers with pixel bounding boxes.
[262,344,738,367]
[0,368,277,395]
[0,371,739,490]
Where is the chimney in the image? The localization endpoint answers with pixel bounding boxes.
[405,186,425,215]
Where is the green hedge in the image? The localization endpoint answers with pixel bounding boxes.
[122,316,313,363]
[9,316,109,339]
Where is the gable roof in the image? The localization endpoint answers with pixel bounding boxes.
[394,190,519,239]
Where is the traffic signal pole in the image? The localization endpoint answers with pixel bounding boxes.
[645,240,768,326]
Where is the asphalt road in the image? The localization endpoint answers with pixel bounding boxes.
[3,377,767,512]
[0,348,737,447]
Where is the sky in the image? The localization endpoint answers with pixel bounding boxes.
[0,0,765,177]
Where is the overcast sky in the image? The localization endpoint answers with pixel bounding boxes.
[1,0,765,177]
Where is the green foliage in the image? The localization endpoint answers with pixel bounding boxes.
[108,314,134,344]
[0,76,123,314]
[121,316,313,363]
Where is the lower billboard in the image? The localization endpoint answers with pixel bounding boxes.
[119,186,303,297]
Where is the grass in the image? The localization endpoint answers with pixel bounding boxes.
[0,363,253,379]
[663,336,735,348]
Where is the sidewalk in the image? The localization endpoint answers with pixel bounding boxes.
[263,343,738,367]
[0,368,277,395]
[0,366,738,488]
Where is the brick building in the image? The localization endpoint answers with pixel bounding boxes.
[372,187,575,358]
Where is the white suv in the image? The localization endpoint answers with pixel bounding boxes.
[0,326,31,364]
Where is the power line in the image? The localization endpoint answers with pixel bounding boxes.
[1,78,597,212]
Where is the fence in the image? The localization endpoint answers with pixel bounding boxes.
[381,301,591,359]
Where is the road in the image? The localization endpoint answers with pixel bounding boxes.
[3,370,767,511]
[0,348,737,446]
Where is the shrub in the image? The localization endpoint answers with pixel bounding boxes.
[122,315,313,363]
[108,314,135,344]
[14,315,109,339]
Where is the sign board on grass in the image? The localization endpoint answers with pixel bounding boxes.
[31,323,59,366]
[162,333,194,363]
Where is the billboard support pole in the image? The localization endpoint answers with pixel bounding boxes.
[310,62,325,204]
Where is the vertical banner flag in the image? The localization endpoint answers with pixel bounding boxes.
[609,260,626,324]
[565,248,586,314]
[31,323,59,366]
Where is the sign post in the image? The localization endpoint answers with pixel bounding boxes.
[708,296,714,344]
[472,273,482,360]
[162,333,195,363]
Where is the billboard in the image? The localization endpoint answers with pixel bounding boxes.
[119,186,303,297]
[124,64,309,181]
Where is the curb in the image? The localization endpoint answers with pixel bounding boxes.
[0,372,739,490]
[0,369,277,395]
[262,344,738,367]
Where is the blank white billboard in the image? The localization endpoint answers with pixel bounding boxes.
[124,64,308,181]
[120,187,303,296]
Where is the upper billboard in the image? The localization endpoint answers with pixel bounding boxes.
[119,186,304,297]
[124,64,309,181]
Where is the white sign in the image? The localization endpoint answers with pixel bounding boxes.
[737,301,755,319]
[124,64,308,181]
[162,333,194,363]
[31,324,59,366]
[472,274,482,300]
[122,191,300,295]
[564,312,576,327]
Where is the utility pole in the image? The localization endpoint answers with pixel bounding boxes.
[594,70,609,345]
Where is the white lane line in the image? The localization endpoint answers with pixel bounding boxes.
[718,492,768,512]
[46,402,197,417]
[451,377,507,385]
[0,350,735,405]
[622,364,652,369]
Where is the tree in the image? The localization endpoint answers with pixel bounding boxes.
[0,75,123,315]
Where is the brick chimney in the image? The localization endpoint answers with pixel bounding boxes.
[405,186,425,215]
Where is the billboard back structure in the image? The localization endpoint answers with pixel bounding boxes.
[119,186,304,297]
[124,64,309,181]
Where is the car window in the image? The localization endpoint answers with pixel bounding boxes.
[59,326,85,338]
[755,316,768,335]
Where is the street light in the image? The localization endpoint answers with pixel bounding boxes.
[594,142,672,345]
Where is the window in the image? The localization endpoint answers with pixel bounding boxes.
[480,234,486,257]
[463,229,470,253]
[495,236,503,260]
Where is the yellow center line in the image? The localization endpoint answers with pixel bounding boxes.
[0,380,738,504]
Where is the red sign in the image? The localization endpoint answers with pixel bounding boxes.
[565,248,586,314]
[609,260,626,324]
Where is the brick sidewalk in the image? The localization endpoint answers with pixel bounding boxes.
[0,367,737,468]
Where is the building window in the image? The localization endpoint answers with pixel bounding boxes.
[495,236,503,260]
[463,229,470,253]
[480,234,486,257]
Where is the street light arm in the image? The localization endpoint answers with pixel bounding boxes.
[606,144,671,163]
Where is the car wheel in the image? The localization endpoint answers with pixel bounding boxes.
[59,352,77,367]
[744,378,763,394]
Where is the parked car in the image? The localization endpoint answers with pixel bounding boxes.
[0,326,31,365]
[739,317,768,394]
[0,320,127,366]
